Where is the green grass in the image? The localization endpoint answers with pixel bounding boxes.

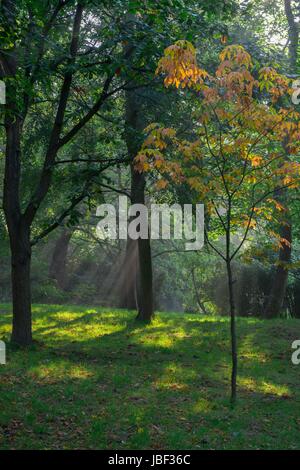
[0,304,299,450]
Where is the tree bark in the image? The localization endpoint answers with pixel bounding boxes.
[10,224,32,346]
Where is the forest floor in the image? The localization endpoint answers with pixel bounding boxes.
[0,304,299,450]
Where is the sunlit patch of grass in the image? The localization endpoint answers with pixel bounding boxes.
[0,304,299,450]
[28,362,94,382]
[259,381,290,396]
[239,334,270,363]
[239,376,290,396]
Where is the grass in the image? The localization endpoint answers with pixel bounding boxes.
[0,303,299,450]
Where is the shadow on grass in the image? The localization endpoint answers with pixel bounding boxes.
[0,305,299,450]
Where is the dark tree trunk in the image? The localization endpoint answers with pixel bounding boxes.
[122,28,154,320]
[136,235,153,322]
[1,0,33,346]
[3,116,33,345]
[124,167,154,321]
[265,222,291,318]
[10,224,32,346]
[129,168,153,322]
[266,0,298,318]
[3,114,32,346]
[49,228,73,290]
[284,0,299,73]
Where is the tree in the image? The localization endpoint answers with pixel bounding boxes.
[265,0,299,317]
[0,0,137,345]
[0,0,239,343]
[116,1,238,321]
[137,41,300,402]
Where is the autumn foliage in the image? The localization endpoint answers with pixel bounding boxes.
[135,40,300,403]
[136,42,300,253]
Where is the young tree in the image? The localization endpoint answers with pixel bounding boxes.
[137,41,300,402]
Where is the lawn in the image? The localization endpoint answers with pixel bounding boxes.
[0,304,299,450]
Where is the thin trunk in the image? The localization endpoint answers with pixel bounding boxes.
[226,199,237,404]
[191,267,207,314]
[227,260,237,404]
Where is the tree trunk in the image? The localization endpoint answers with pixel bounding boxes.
[284,0,299,73]
[122,26,154,320]
[227,260,237,404]
[10,224,32,346]
[191,267,207,314]
[226,199,237,404]
[49,228,73,290]
[1,0,33,346]
[3,119,33,346]
[136,235,153,322]
[130,168,153,322]
[3,105,33,345]
[265,222,291,318]
[266,0,298,318]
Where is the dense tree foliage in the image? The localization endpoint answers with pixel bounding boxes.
[0,0,300,403]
